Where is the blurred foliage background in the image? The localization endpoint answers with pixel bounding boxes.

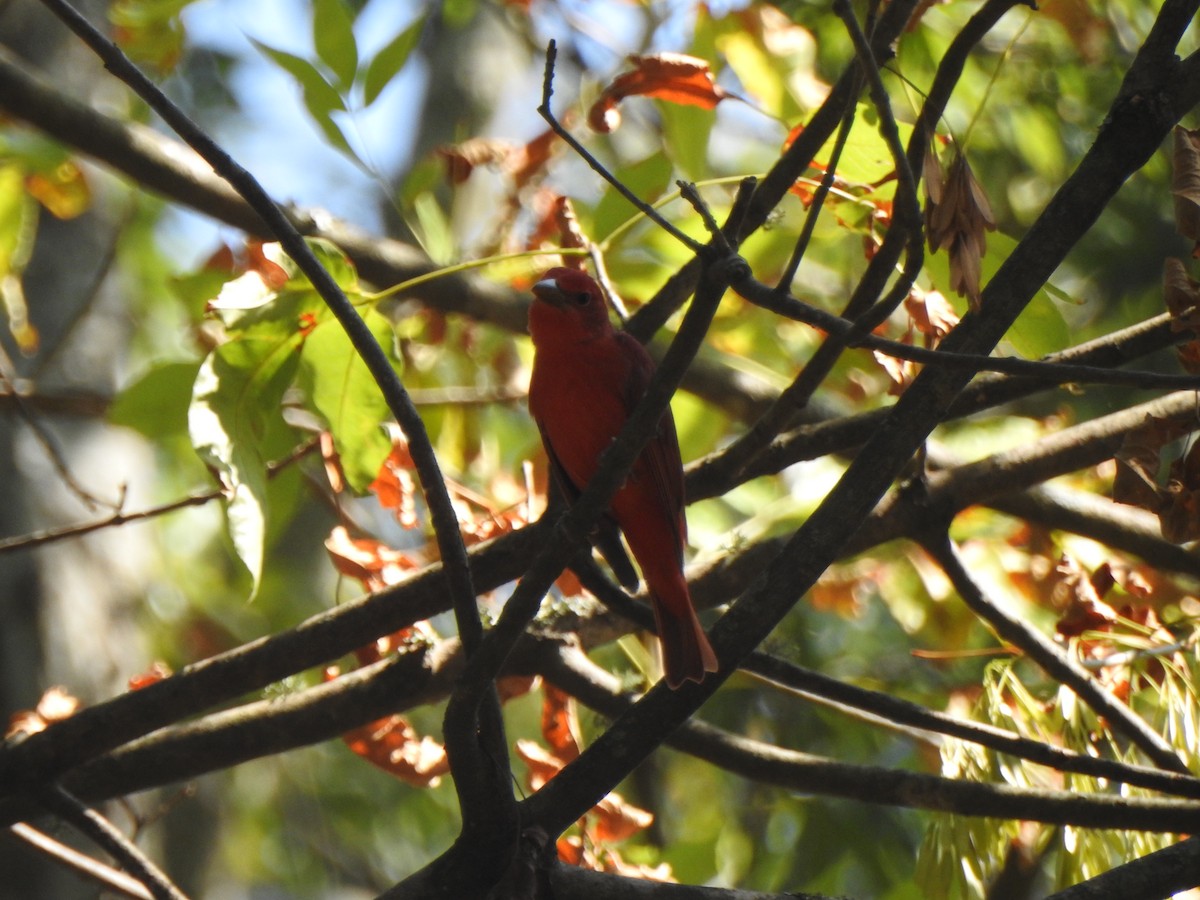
[1,0,1198,897]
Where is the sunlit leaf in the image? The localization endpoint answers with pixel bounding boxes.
[109,360,202,439]
[189,299,309,595]
[588,53,729,134]
[24,160,90,220]
[363,16,424,105]
[313,0,358,90]
[251,40,353,156]
[300,306,400,492]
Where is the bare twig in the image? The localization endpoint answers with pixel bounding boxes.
[0,437,319,556]
[1044,834,1200,899]
[921,532,1190,775]
[37,785,189,900]
[0,365,114,513]
[542,646,1200,832]
[9,822,153,900]
[538,40,704,254]
[571,556,1200,799]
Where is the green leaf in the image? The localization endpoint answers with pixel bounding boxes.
[251,40,345,117]
[312,0,358,91]
[592,151,674,241]
[363,16,423,106]
[300,307,400,491]
[924,231,1070,358]
[297,237,360,291]
[1004,289,1071,358]
[0,163,36,276]
[188,302,308,596]
[109,360,201,439]
[660,102,715,182]
[250,40,354,157]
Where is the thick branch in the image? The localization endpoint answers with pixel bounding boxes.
[922,533,1188,774]
[520,0,1200,838]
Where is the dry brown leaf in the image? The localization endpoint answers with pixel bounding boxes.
[6,686,81,739]
[515,737,564,791]
[541,683,582,762]
[340,710,450,787]
[591,793,655,844]
[588,53,728,133]
[436,137,514,184]
[906,286,959,345]
[325,525,421,591]
[925,151,996,310]
[1112,414,1191,511]
[1163,258,1200,372]
[1052,554,1119,637]
[1173,126,1200,252]
[507,128,558,189]
[873,323,916,396]
[1161,438,1200,542]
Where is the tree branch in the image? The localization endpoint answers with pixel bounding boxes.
[921,533,1189,774]
[37,785,188,900]
[519,0,1200,838]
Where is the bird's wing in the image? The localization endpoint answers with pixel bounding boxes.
[538,421,640,590]
[616,332,688,560]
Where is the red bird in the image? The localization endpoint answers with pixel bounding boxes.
[527,267,718,688]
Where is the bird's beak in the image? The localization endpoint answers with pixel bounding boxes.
[532,278,566,307]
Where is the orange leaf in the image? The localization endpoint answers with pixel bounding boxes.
[588,53,728,133]
[6,686,81,739]
[342,713,449,787]
[128,661,172,690]
[1173,126,1200,252]
[541,683,581,762]
[370,435,420,528]
[25,161,90,220]
[557,835,586,866]
[515,738,565,791]
[325,525,421,592]
[589,792,654,844]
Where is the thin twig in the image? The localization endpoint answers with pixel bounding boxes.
[738,277,1200,389]
[775,62,859,293]
[9,822,153,900]
[921,532,1190,775]
[541,645,1200,832]
[570,556,1200,799]
[38,785,189,900]
[538,40,705,254]
[0,365,114,513]
[0,437,319,556]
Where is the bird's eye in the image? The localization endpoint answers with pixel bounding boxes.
[572,291,590,305]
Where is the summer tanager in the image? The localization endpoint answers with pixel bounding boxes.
[527,267,719,688]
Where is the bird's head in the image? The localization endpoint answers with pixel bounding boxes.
[529,267,613,343]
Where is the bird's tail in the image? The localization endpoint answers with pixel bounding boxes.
[650,588,719,689]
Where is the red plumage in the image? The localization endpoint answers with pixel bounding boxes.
[527,267,718,688]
